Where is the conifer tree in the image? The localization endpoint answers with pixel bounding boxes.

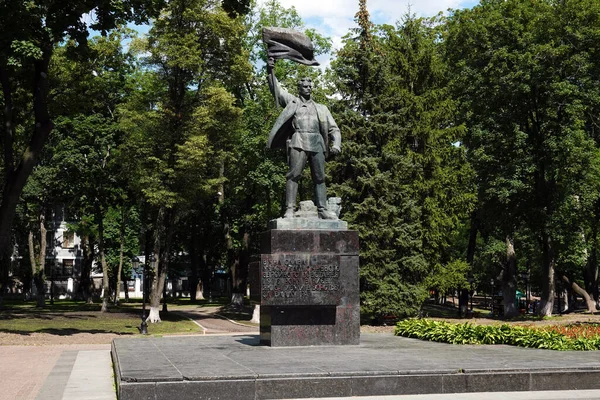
[329,2,474,320]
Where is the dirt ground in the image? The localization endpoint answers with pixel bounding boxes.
[0,331,124,346]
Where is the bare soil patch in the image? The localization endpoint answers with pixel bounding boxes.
[0,331,124,346]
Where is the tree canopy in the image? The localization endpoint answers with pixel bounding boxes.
[3,0,600,321]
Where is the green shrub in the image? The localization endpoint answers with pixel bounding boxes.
[395,319,600,351]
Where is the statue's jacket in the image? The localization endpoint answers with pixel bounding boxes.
[266,77,341,158]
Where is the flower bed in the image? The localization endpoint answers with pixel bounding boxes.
[395,318,600,351]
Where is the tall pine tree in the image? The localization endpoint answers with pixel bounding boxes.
[329,1,474,320]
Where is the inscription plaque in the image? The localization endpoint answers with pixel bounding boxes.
[257,228,360,346]
[260,254,343,306]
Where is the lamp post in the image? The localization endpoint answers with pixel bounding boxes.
[490,278,495,314]
[520,272,530,313]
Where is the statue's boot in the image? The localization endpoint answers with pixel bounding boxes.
[284,180,298,218]
[315,182,337,220]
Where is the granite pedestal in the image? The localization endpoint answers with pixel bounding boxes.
[112,333,600,400]
[250,222,359,347]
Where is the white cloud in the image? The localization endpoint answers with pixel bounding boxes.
[258,0,478,53]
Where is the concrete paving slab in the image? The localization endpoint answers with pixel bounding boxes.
[35,351,78,400]
[112,333,600,400]
[62,350,115,400]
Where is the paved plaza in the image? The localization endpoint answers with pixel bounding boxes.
[4,308,600,400]
[4,334,600,400]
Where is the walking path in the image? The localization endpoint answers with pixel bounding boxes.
[0,344,111,400]
[172,307,258,335]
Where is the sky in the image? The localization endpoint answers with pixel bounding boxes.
[86,0,480,67]
[258,0,480,66]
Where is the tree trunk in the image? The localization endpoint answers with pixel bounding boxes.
[239,232,249,292]
[538,235,555,316]
[196,280,204,300]
[79,234,94,303]
[148,269,166,323]
[466,210,478,265]
[29,210,48,307]
[0,48,54,294]
[148,206,175,323]
[33,276,45,308]
[581,220,598,306]
[198,249,208,300]
[585,247,599,306]
[562,275,597,313]
[231,292,243,306]
[0,66,13,301]
[97,206,110,312]
[502,236,519,318]
[558,286,568,313]
[29,231,43,307]
[123,268,130,302]
[189,220,200,301]
[584,246,600,304]
[114,207,126,305]
[218,159,235,287]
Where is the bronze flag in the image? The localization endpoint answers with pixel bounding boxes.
[262,27,320,66]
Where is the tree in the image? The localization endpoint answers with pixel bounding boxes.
[0,0,163,297]
[446,0,600,316]
[329,3,474,320]
[120,0,251,322]
[103,205,140,304]
[45,30,140,310]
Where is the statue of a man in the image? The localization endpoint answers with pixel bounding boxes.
[266,58,341,220]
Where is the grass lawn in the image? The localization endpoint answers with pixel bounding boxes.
[0,300,201,336]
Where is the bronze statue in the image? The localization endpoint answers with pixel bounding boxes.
[263,27,341,220]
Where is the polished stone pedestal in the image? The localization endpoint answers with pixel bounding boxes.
[112,334,600,400]
[250,227,359,346]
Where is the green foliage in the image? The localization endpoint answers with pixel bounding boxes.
[103,206,140,278]
[329,11,474,319]
[395,319,600,351]
[6,0,600,321]
[445,0,600,313]
[425,260,470,297]
[121,0,250,210]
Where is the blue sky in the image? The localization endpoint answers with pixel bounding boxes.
[258,0,480,66]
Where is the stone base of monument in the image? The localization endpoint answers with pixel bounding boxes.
[250,225,360,346]
[111,333,600,400]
